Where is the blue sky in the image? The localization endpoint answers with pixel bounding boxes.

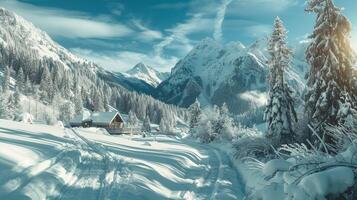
[0,0,357,72]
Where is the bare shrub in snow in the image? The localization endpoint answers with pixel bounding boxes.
[192,104,239,143]
[232,125,275,160]
[325,115,357,153]
[234,135,274,160]
[43,112,57,125]
[248,124,357,200]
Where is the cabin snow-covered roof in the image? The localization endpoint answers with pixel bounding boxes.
[70,111,124,126]
[91,112,122,125]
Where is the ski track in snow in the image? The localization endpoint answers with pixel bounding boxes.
[210,149,223,200]
[0,120,245,199]
[58,129,125,200]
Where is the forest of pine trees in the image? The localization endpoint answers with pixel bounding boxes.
[0,34,188,125]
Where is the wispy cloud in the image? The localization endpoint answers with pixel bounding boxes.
[132,20,163,42]
[214,0,232,42]
[71,48,178,72]
[0,0,133,39]
[154,14,213,56]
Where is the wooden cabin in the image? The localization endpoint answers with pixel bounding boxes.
[70,111,126,135]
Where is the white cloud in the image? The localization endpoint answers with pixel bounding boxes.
[214,0,233,41]
[132,20,163,42]
[71,48,178,72]
[0,0,133,39]
[154,13,214,57]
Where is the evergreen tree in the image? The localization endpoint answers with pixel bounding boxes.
[92,89,104,112]
[2,66,10,92]
[7,91,20,120]
[128,110,138,134]
[142,115,151,133]
[74,96,83,115]
[59,101,75,124]
[60,72,72,99]
[128,110,138,128]
[39,66,53,103]
[188,98,201,130]
[264,17,297,145]
[305,0,357,144]
[159,118,167,133]
[0,94,6,119]
[25,76,32,95]
[104,95,110,112]
[14,88,21,108]
[16,67,25,92]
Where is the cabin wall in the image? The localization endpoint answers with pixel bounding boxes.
[109,122,124,129]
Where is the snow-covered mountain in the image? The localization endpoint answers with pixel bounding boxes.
[0,8,97,73]
[0,8,186,124]
[0,7,162,95]
[98,70,157,95]
[156,38,307,114]
[124,62,169,87]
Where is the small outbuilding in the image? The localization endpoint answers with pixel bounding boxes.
[70,111,126,134]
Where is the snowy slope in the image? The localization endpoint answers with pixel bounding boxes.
[0,120,245,199]
[124,62,169,87]
[97,70,157,95]
[156,38,307,114]
[0,8,97,73]
[0,8,159,96]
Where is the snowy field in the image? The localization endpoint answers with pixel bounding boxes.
[0,119,244,200]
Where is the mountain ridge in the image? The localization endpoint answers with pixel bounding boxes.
[124,62,169,87]
[155,37,307,114]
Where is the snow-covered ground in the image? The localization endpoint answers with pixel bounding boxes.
[0,119,245,200]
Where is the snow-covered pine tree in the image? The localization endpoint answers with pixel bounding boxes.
[24,76,32,95]
[59,101,75,124]
[2,66,10,92]
[128,110,138,128]
[188,98,201,130]
[305,0,357,144]
[218,103,236,140]
[159,118,167,133]
[0,94,6,119]
[12,88,21,117]
[74,96,83,115]
[104,95,110,112]
[39,66,53,104]
[92,89,104,112]
[60,72,72,99]
[142,115,151,133]
[16,67,25,93]
[264,17,297,145]
[6,92,20,119]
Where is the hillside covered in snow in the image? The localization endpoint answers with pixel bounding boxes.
[0,7,187,126]
[0,119,244,200]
